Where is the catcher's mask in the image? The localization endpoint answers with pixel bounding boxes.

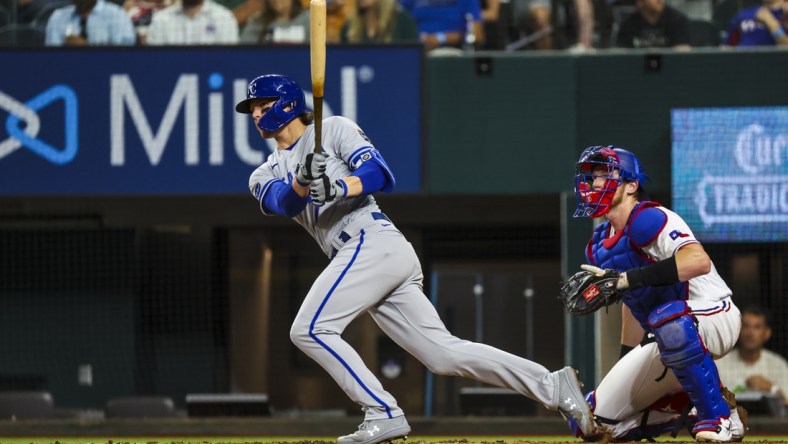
[235,74,306,133]
[573,145,649,218]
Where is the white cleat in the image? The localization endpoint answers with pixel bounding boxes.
[555,366,605,439]
[695,417,734,442]
[337,415,411,444]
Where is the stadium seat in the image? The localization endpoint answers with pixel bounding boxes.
[0,23,45,47]
[688,19,722,46]
[105,396,179,418]
[0,4,11,28]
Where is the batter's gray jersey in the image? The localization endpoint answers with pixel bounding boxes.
[246,115,566,423]
[249,116,382,257]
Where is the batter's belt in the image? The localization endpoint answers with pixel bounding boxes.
[330,212,391,259]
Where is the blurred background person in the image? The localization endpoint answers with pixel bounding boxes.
[340,0,418,43]
[146,0,239,44]
[723,0,787,46]
[717,305,788,406]
[123,0,173,44]
[400,0,484,51]
[510,0,593,50]
[215,0,264,29]
[240,0,309,43]
[480,0,504,49]
[615,0,690,47]
[325,0,353,42]
[45,0,136,45]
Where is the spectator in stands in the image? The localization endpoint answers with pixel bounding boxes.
[146,0,239,44]
[45,0,136,45]
[340,0,419,43]
[513,0,593,50]
[400,0,484,50]
[240,0,309,43]
[723,0,787,46]
[480,0,504,49]
[615,0,690,48]
[717,305,788,405]
[123,0,173,44]
[325,0,354,43]
[214,0,264,29]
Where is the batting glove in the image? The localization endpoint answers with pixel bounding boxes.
[295,153,327,186]
[580,264,629,290]
[310,176,347,206]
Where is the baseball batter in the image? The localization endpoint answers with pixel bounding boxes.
[236,73,600,444]
[567,146,745,442]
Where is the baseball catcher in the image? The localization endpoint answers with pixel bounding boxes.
[562,146,747,443]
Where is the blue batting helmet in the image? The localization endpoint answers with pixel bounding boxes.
[573,145,649,218]
[235,74,307,132]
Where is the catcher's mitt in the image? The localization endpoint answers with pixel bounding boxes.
[560,269,622,316]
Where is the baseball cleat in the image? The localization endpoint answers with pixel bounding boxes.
[337,415,411,444]
[555,366,606,439]
[694,416,735,442]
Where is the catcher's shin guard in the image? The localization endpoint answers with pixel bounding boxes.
[648,301,729,431]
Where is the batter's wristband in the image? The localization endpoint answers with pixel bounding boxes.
[625,256,679,290]
[436,32,447,45]
[772,27,786,38]
[336,179,348,197]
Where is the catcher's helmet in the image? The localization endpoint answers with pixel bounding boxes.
[573,145,649,218]
[235,74,307,132]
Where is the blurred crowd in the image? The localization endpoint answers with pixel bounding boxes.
[0,0,785,49]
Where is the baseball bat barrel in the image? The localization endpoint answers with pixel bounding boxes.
[310,0,326,154]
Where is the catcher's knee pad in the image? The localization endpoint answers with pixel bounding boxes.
[648,301,729,422]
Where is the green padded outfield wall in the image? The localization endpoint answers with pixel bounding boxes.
[426,53,578,194]
[426,50,788,196]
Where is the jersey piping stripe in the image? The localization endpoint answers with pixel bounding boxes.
[691,300,730,316]
[307,229,393,418]
[672,240,699,256]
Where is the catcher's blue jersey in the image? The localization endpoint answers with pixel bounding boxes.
[585,201,730,330]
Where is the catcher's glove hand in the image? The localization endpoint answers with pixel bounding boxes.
[560,265,622,316]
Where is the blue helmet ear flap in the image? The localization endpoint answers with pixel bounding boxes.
[235,74,307,132]
[612,148,650,185]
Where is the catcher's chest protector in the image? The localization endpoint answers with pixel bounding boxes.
[587,203,686,329]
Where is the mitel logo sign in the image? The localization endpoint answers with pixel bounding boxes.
[110,68,366,167]
[0,85,79,165]
[0,48,421,195]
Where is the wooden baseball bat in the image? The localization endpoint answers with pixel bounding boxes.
[310,0,326,154]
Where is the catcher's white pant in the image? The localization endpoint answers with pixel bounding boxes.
[290,220,559,420]
[593,298,741,438]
